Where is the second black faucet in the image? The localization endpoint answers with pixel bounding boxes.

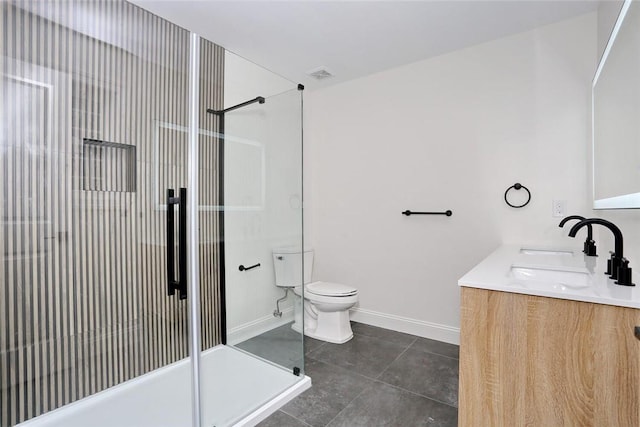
[567,218,634,286]
[558,215,597,256]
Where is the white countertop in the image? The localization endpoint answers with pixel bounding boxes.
[458,245,640,309]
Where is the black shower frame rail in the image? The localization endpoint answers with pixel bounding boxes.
[207,95,266,344]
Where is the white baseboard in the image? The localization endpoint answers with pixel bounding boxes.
[227,308,294,345]
[349,307,460,345]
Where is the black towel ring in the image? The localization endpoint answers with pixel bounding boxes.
[504,183,531,208]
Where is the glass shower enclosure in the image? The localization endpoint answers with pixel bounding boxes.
[0,1,307,426]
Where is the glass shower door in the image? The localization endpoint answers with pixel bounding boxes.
[1,2,306,426]
[223,88,305,372]
[0,54,78,426]
[0,1,198,425]
[196,47,306,422]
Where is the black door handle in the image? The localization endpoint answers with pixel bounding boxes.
[167,189,178,297]
[166,188,187,300]
[635,326,640,341]
[178,188,187,299]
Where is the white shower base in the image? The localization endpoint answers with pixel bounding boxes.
[17,345,310,427]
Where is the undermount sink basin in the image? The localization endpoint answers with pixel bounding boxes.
[519,248,574,256]
[510,265,591,289]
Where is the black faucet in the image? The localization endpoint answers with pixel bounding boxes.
[568,218,634,286]
[559,215,596,256]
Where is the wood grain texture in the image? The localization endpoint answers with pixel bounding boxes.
[459,287,640,427]
[593,303,640,426]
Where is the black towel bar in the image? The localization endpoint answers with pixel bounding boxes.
[402,210,452,217]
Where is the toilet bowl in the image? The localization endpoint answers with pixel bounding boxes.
[292,281,358,344]
[273,248,358,344]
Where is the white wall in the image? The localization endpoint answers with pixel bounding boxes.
[305,13,598,343]
[223,52,303,342]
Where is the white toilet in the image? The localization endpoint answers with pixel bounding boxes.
[273,247,358,344]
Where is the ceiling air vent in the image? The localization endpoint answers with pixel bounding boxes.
[306,66,334,80]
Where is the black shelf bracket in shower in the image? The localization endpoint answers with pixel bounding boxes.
[402,210,452,217]
[207,96,265,116]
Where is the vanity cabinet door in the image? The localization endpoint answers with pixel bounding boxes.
[593,304,640,426]
[459,288,529,427]
[459,287,640,427]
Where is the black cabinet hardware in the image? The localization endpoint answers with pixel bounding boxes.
[635,326,640,341]
[402,210,452,217]
[239,263,261,272]
[166,188,187,299]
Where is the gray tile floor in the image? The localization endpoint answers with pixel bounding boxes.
[244,322,459,427]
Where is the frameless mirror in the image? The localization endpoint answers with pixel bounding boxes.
[593,0,640,209]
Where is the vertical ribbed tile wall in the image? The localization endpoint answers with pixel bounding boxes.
[198,38,225,351]
[0,1,224,425]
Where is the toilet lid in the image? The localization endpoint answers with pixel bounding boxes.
[306,281,357,297]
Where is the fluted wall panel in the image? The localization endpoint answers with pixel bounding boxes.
[199,38,225,350]
[0,1,224,425]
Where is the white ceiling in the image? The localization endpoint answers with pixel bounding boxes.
[131,0,599,90]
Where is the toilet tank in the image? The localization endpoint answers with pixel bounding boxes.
[272,247,313,287]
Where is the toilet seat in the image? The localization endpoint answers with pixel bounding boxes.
[306,281,357,297]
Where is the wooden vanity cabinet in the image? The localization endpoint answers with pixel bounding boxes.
[459,287,640,427]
